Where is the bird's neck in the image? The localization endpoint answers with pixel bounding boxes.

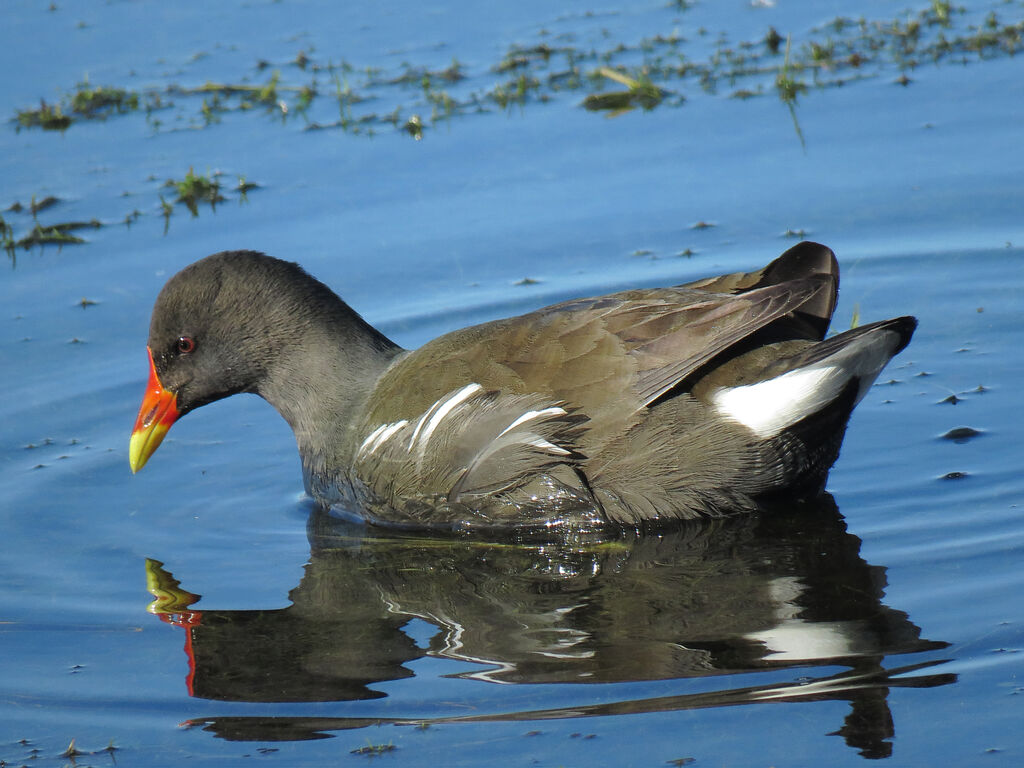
[255,301,405,476]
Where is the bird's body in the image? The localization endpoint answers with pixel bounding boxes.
[130,242,915,531]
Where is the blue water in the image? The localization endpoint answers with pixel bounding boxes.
[3,0,1024,765]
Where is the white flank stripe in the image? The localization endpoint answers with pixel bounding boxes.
[711,365,841,438]
[416,383,483,453]
[357,424,388,455]
[525,436,571,455]
[498,406,567,437]
[358,420,409,456]
[407,399,445,449]
[369,420,408,455]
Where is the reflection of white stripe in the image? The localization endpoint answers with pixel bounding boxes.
[417,384,483,454]
[498,407,567,437]
[748,619,859,661]
[750,672,876,702]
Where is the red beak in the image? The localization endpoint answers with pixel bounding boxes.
[129,348,180,473]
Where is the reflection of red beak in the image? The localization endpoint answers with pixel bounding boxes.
[129,348,180,473]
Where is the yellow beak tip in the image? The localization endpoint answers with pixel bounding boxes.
[129,425,167,474]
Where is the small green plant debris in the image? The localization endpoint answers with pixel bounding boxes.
[1,214,14,259]
[16,79,147,130]
[170,168,225,216]
[15,220,100,251]
[29,195,60,214]
[350,741,396,757]
[403,114,424,140]
[16,100,72,130]
[929,0,954,27]
[775,36,807,148]
[491,72,540,109]
[583,67,666,114]
[159,195,174,234]
[69,80,139,117]
[50,738,118,760]
[60,739,84,759]
[775,37,807,104]
[236,176,259,202]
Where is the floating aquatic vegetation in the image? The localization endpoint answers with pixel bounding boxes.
[775,37,807,148]
[69,80,139,117]
[5,1,1023,258]
[29,195,60,214]
[169,168,226,216]
[403,114,424,140]
[16,79,150,130]
[582,67,667,114]
[4,169,256,262]
[15,220,99,250]
[15,100,72,131]
[941,426,982,442]
[350,741,397,757]
[0,214,14,259]
[3,196,103,258]
[154,169,258,231]
[11,1,1023,140]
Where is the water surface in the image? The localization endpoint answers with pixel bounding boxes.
[2,0,1023,765]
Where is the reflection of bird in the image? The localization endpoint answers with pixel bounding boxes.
[151,499,951,757]
[130,241,914,528]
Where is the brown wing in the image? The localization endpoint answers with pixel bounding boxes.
[367,274,834,429]
[679,241,838,340]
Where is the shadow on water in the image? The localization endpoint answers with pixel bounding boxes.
[146,496,953,760]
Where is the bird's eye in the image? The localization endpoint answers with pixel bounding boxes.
[176,336,196,354]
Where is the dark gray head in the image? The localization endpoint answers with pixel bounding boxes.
[146,250,343,414]
[131,250,399,473]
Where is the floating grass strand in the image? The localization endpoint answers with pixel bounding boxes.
[1,215,15,261]
[775,36,807,149]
